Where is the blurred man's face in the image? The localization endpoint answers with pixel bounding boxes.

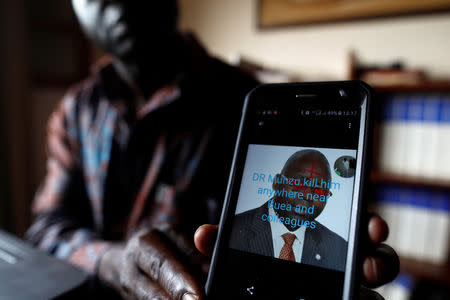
[273,155,331,222]
[71,0,178,60]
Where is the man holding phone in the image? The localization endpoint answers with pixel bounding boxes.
[230,149,348,271]
[26,0,398,299]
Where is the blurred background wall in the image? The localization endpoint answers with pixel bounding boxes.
[179,0,450,80]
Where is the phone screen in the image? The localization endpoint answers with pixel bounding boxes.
[208,83,369,300]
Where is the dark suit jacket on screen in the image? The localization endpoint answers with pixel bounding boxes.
[229,202,348,272]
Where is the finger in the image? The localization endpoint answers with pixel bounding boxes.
[135,230,203,300]
[368,214,389,244]
[194,224,218,257]
[363,244,399,288]
[159,225,209,264]
[127,272,171,300]
[157,225,210,278]
[359,286,384,300]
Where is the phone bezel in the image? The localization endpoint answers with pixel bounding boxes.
[206,81,373,299]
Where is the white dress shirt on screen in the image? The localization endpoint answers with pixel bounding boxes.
[268,206,306,263]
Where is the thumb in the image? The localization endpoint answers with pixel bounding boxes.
[194,224,218,257]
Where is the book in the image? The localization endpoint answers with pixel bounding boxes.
[404,95,424,176]
[376,186,400,248]
[421,96,440,179]
[437,97,450,180]
[426,190,450,264]
[375,273,414,300]
[378,95,408,175]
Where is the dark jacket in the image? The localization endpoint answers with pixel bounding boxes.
[26,35,258,274]
[229,202,348,272]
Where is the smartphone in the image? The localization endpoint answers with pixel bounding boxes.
[206,81,373,299]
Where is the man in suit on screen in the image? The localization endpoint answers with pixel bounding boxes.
[230,149,348,272]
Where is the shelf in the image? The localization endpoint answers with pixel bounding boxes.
[370,171,450,190]
[400,257,450,286]
[372,81,450,93]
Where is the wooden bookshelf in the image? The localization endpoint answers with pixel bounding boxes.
[368,81,450,288]
[373,81,450,93]
[400,257,450,286]
[348,51,450,93]
[371,171,450,190]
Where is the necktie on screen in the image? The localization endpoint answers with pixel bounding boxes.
[279,233,296,261]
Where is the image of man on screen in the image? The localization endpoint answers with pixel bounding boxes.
[230,149,348,271]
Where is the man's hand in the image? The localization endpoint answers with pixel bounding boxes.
[98,226,205,300]
[194,214,399,300]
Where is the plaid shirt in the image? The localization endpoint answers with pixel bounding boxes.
[26,43,257,274]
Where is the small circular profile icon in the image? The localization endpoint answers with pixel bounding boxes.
[334,156,356,178]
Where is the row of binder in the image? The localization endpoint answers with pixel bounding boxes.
[374,185,449,264]
[378,94,450,180]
